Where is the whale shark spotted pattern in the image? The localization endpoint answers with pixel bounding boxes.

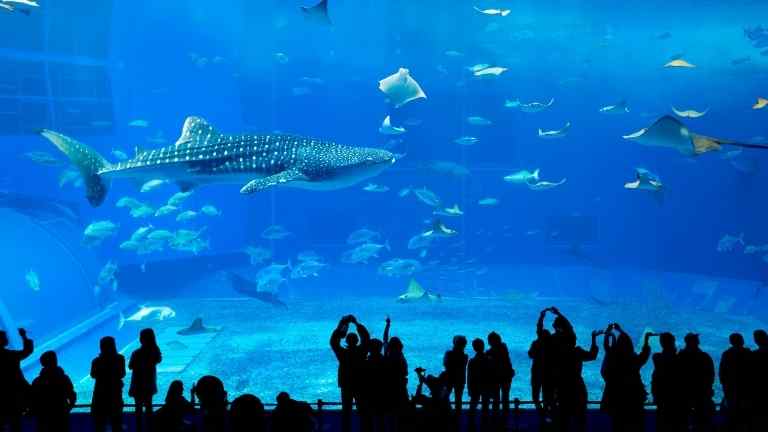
[40,116,396,207]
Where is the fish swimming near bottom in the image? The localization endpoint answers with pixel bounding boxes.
[397,279,442,303]
[227,272,287,307]
[40,116,396,207]
[119,305,176,329]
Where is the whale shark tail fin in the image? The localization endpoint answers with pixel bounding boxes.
[40,130,111,207]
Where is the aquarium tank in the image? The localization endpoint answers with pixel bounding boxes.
[1,0,767,407]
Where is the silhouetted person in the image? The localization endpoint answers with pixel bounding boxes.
[230,394,265,432]
[719,333,752,432]
[129,328,162,431]
[413,368,451,430]
[361,317,389,432]
[443,335,468,413]
[546,307,600,432]
[530,309,554,417]
[153,380,194,432]
[677,333,714,432]
[0,328,33,432]
[30,350,76,432]
[271,392,316,432]
[486,331,514,416]
[751,329,768,430]
[467,338,491,418]
[651,332,685,432]
[599,324,650,432]
[330,314,370,432]
[382,319,409,424]
[90,336,126,432]
[192,375,228,432]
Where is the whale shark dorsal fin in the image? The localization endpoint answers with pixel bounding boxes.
[176,116,220,147]
[240,169,308,194]
[407,279,425,296]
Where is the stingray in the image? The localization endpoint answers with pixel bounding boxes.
[753,97,767,110]
[177,317,220,336]
[521,98,554,113]
[300,0,331,26]
[538,122,571,139]
[664,59,695,68]
[379,115,406,135]
[672,107,708,118]
[397,279,441,303]
[622,115,768,156]
[624,168,664,204]
[378,68,427,108]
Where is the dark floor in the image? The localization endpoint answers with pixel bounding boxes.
[11,409,730,431]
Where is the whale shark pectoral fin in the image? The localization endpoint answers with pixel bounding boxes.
[240,169,308,194]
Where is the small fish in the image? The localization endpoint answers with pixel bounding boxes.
[128,119,150,128]
[25,270,40,292]
[664,59,695,68]
[379,115,406,135]
[434,204,463,217]
[454,136,479,146]
[244,246,272,265]
[348,228,381,244]
[473,66,507,77]
[147,230,174,241]
[538,122,571,139]
[473,6,511,17]
[130,225,154,242]
[599,101,630,114]
[154,205,178,217]
[466,116,492,126]
[290,260,327,279]
[83,220,119,245]
[528,178,567,190]
[120,306,176,329]
[176,210,198,222]
[717,233,744,252]
[200,205,221,216]
[504,99,521,108]
[130,206,155,219]
[413,187,441,207]
[478,197,499,206]
[262,225,292,240]
[168,191,194,207]
[753,97,767,110]
[504,169,540,184]
[467,63,491,72]
[297,250,322,262]
[398,186,412,197]
[363,183,389,192]
[140,179,168,193]
[378,258,422,277]
[672,107,708,118]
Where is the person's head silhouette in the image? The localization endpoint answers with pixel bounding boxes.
[40,350,57,369]
[659,332,676,352]
[345,332,359,348]
[487,331,502,349]
[100,336,118,356]
[729,333,745,348]
[755,329,768,348]
[166,380,184,402]
[140,328,157,347]
[276,392,290,407]
[453,335,467,351]
[369,338,383,356]
[388,337,403,355]
[195,375,227,409]
[684,333,700,349]
[472,338,484,354]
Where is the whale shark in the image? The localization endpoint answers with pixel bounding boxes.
[40,116,396,207]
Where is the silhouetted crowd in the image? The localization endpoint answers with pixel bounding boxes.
[1,307,768,431]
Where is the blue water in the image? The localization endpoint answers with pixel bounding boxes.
[2,0,768,406]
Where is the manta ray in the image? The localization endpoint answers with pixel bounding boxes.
[623,115,768,156]
[40,116,396,207]
[397,279,441,303]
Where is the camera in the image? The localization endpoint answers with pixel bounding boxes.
[414,367,426,375]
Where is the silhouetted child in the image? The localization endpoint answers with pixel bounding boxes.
[271,392,316,432]
[443,335,468,412]
[30,350,76,432]
[193,375,228,432]
[677,333,715,432]
[719,333,752,432]
[361,318,389,432]
[486,331,514,416]
[230,394,265,432]
[530,309,553,415]
[382,318,409,418]
[129,328,162,431]
[651,332,684,432]
[467,338,490,416]
[751,329,768,430]
[413,368,452,429]
[0,328,33,432]
[330,314,370,432]
[153,380,194,432]
[599,324,650,432]
[90,336,126,432]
